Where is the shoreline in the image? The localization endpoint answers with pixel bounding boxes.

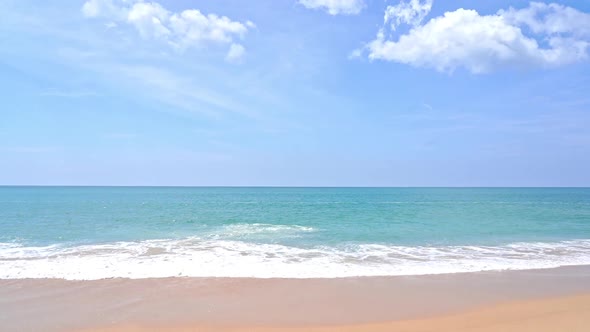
[2,265,590,331]
[6,238,590,280]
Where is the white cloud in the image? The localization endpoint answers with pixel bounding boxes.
[500,2,590,37]
[365,1,590,73]
[82,0,253,55]
[226,43,246,63]
[168,9,250,49]
[298,0,365,15]
[384,0,433,31]
[127,2,170,39]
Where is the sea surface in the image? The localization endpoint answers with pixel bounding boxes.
[1,187,590,279]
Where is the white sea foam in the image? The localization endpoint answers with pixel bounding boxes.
[2,238,590,280]
[210,223,317,239]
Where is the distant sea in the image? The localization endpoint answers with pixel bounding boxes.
[1,187,590,279]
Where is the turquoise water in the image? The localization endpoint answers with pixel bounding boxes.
[1,187,590,279]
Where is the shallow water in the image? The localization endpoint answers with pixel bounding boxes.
[1,187,590,279]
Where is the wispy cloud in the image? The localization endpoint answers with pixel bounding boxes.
[298,0,366,15]
[422,102,433,110]
[225,43,246,63]
[115,64,258,118]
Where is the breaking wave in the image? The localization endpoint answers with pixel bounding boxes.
[2,238,590,280]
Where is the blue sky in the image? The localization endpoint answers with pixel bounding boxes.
[1,0,590,186]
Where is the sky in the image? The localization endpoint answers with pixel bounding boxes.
[1,0,590,186]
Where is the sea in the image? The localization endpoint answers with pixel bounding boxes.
[1,187,589,280]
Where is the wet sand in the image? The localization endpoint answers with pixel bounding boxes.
[1,266,590,331]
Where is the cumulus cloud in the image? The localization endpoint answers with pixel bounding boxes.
[364,1,590,73]
[126,2,170,39]
[299,0,365,15]
[82,0,253,56]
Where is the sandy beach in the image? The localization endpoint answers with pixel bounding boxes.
[4,0,590,330]
[2,266,590,332]
[87,294,590,332]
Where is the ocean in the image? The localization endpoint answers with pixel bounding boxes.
[1,187,589,279]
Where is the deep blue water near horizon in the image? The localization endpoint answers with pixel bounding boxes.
[1,186,590,279]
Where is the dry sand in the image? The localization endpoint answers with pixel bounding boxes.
[86,294,590,332]
[1,266,590,332]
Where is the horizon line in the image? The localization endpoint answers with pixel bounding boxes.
[1,185,589,189]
